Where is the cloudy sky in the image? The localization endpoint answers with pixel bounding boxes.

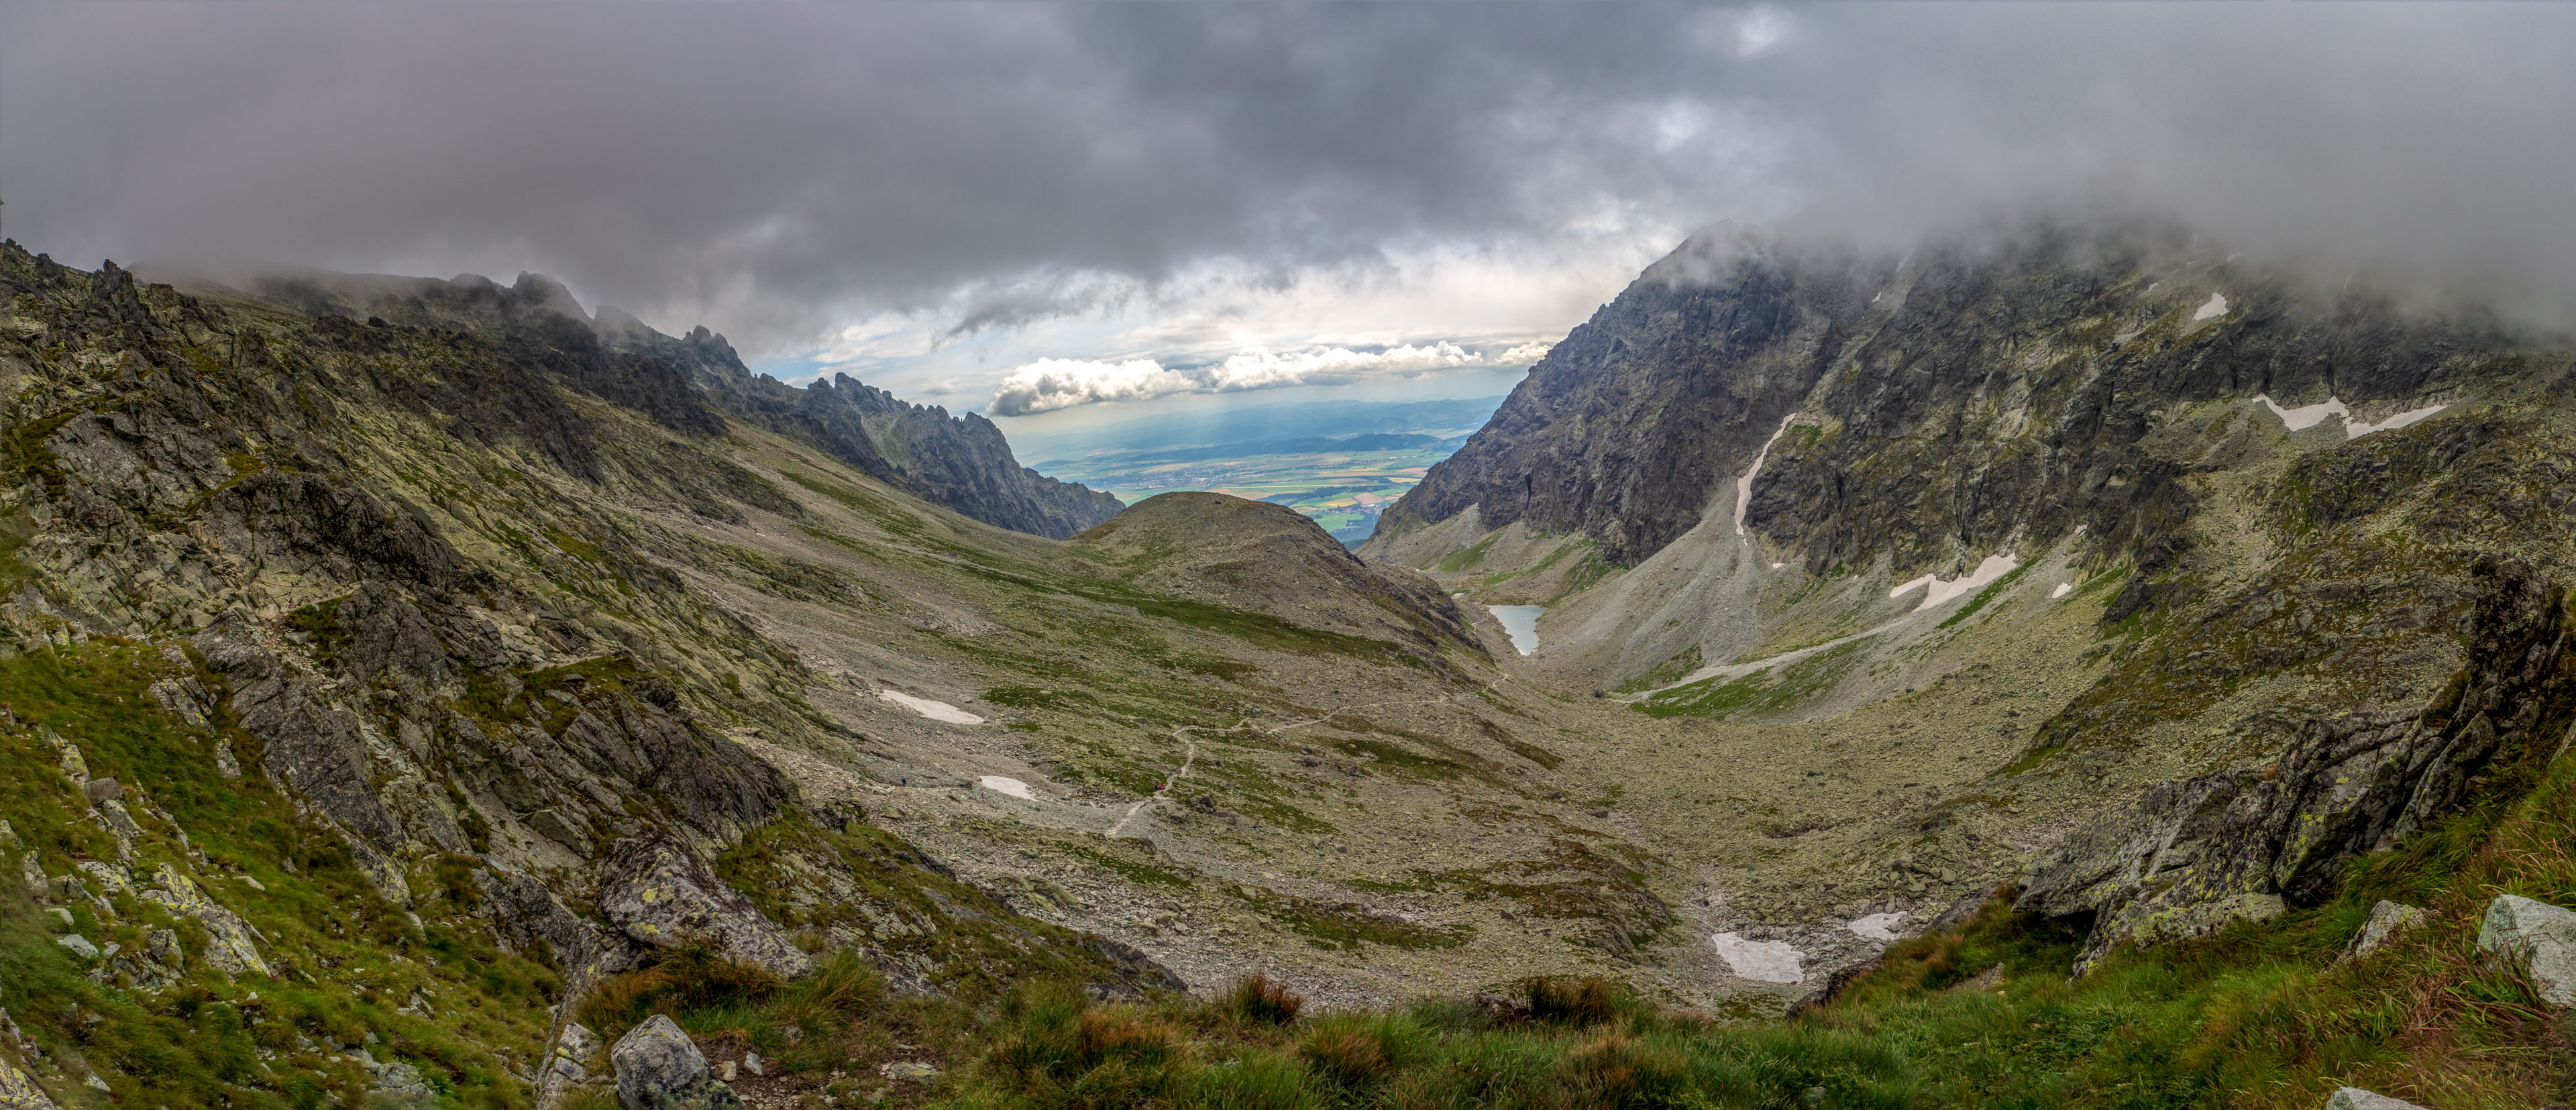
[5,3,2574,424]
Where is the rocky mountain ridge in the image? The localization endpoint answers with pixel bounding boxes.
[238,267,1123,539]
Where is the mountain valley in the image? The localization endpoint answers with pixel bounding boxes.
[7,221,2576,1108]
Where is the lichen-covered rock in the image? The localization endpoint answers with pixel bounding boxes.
[2324,1088,2426,1110]
[2343,900,2428,960]
[548,1021,598,1085]
[0,1051,59,1110]
[611,1015,740,1110]
[145,677,214,732]
[139,864,270,979]
[596,836,812,976]
[2477,894,2576,1007]
[2020,565,2574,970]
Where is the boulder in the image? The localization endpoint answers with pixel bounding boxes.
[2324,1088,2426,1110]
[611,1015,741,1110]
[2476,894,2576,1007]
[2342,900,2427,960]
[356,1050,435,1107]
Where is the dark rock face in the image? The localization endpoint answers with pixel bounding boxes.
[2019,563,2576,969]
[1381,221,2522,581]
[613,317,1124,539]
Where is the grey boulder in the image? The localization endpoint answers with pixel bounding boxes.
[2342,900,2427,961]
[2323,1088,2426,1110]
[2477,894,2576,1007]
[611,1015,741,1110]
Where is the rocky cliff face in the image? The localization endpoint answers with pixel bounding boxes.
[2021,561,2576,969]
[1379,221,2516,584]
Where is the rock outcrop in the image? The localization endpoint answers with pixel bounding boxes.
[0,1052,58,1110]
[596,836,814,976]
[2020,564,2575,969]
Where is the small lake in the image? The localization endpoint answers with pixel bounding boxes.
[1487,605,1545,656]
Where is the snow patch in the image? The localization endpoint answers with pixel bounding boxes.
[879,690,984,725]
[977,775,1035,800]
[2346,404,2447,439]
[1771,562,1786,569]
[2051,582,2072,600]
[1735,414,1800,537]
[1888,555,2020,612]
[2193,292,2229,321]
[1713,933,1805,983]
[2252,394,2448,439]
[1847,912,1910,942]
[1488,606,1544,656]
[2253,393,2351,432]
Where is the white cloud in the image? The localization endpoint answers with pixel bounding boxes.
[989,341,1495,416]
[987,357,1193,415]
[1499,341,1554,365]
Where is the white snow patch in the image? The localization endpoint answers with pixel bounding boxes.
[2051,582,2072,599]
[2194,292,2229,321]
[977,775,1035,800]
[1888,555,2020,612]
[1735,414,1800,537]
[2345,404,2447,439]
[879,690,984,725]
[1847,912,1910,942]
[1489,605,1544,656]
[1713,933,1805,983]
[2253,393,2351,432]
[1772,561,1786,569]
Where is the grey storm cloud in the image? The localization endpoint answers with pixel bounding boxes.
[3,2,2575,352]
